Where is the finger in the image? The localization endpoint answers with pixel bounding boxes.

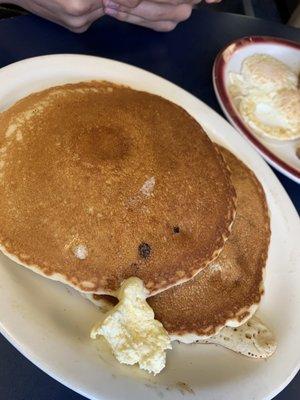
[62,0,104,16]
[138,0,197,5]
[13,0,103,32]
[103,0,142,9]
[105,10,177,30]
[31,1,104,32]
[34,0,102,17]
[24,1,71,26]
[105,1,192,22]
[62,7,105,30]
[104,0,192,7]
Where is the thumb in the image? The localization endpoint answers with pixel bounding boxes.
[103,0,142,9]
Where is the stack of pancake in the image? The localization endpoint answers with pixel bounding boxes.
[0,81,275,365]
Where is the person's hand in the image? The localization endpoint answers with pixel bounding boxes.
[6,0,104,32]
[103,0,191,32]
[103,0,222,32]
[4,0,222,33]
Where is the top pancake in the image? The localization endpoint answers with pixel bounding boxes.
[0,82,236,295]
[147,146,270,339]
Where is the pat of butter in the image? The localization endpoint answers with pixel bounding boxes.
[90,277,172,375]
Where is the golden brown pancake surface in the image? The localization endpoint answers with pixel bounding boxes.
[147,146,270,337]
[0,82,236,295]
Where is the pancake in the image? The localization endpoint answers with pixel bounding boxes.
[87,146,270,340]
[201,316,276,359]
[0,82,236,296]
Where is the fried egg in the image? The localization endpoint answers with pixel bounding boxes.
[239,88,300,140]
[229,54,299,140]
[230,54,298,96]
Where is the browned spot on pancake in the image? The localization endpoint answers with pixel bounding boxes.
[73,125,130,164]
[173,226,180,234]
[138,242,151,259]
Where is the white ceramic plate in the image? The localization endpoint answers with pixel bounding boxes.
[213,36,300,184]
[0,55,299,400]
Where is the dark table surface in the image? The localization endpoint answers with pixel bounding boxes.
[0,8,299,400]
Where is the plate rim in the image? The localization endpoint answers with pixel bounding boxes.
[0,53,299,400]
[212,35,300,184]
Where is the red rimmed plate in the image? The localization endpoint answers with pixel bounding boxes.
[213,36,300,184]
